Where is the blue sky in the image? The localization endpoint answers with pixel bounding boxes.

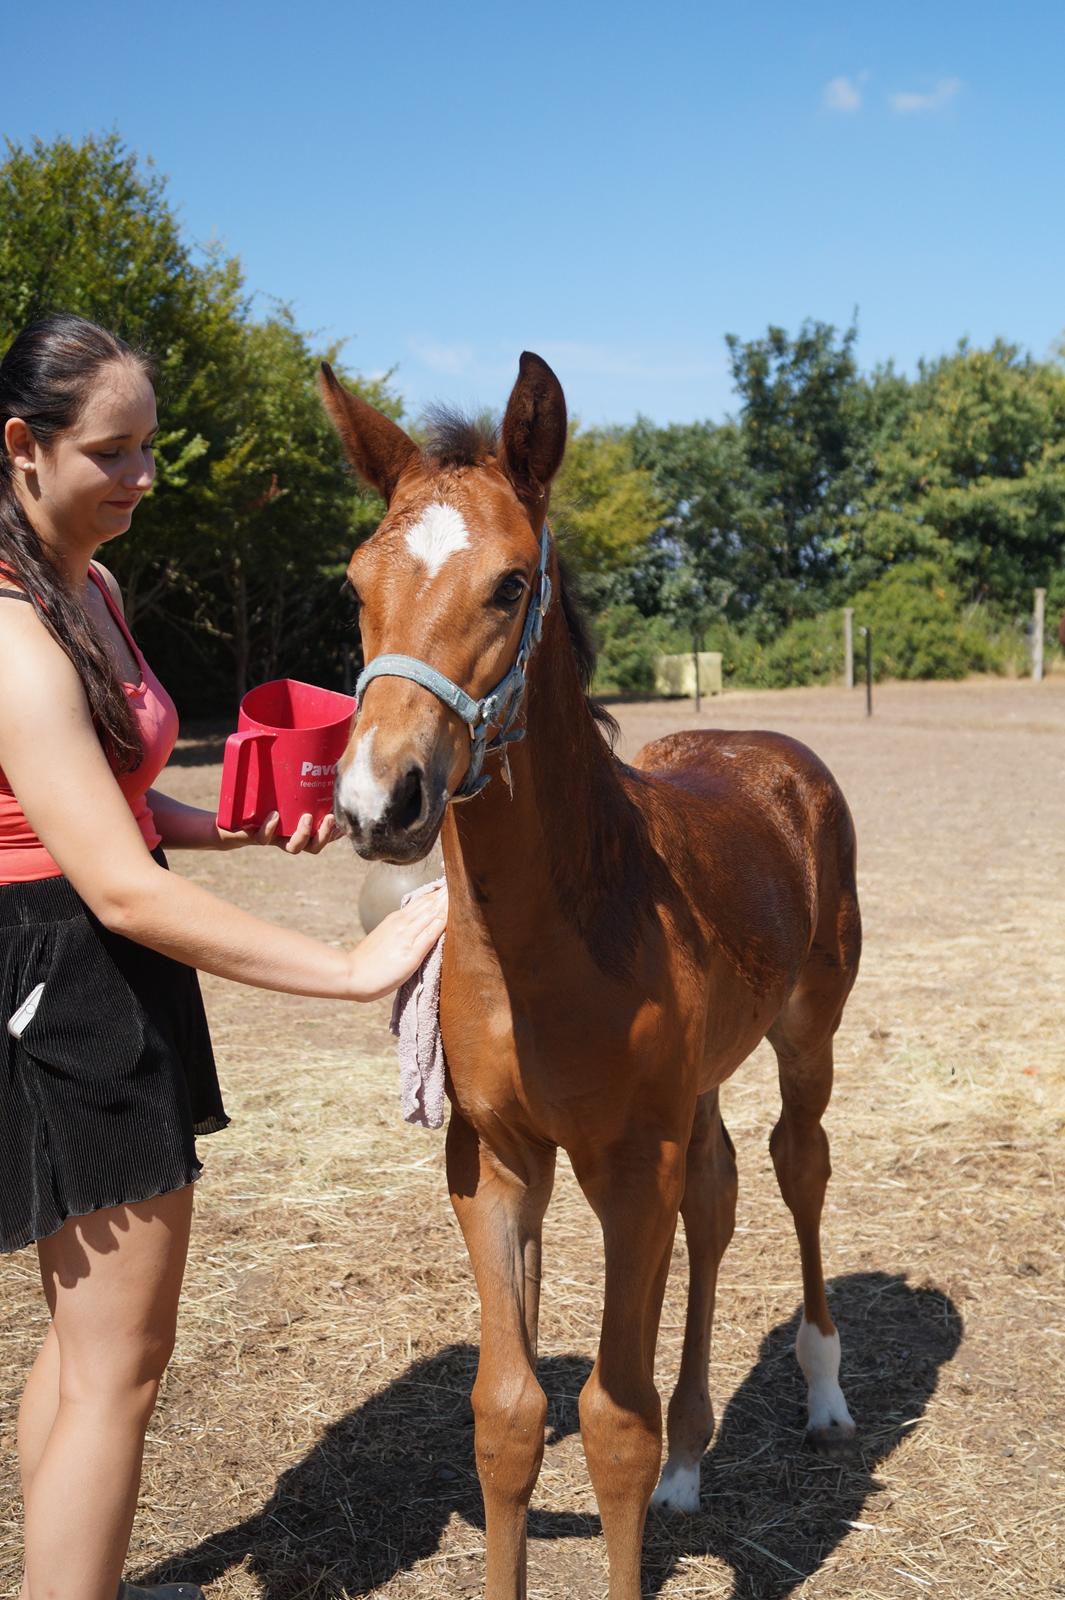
[6,0,1064,425]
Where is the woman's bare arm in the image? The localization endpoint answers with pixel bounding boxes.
[0,606,443,1000]
[144,788,228,849]
[146,787,338,855]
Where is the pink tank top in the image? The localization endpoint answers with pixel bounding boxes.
[0,568,179,884]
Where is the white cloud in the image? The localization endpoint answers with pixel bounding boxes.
[889,77,961,114]
[406,339,477,376]
[533,341,723,385]
[405,338,722,390]
[398,337,730,423]
[824,75,863,113]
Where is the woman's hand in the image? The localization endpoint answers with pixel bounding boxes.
[217,811,340,854]
[346,883,447,1001]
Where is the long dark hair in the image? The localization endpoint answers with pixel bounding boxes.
[0,313,153,771]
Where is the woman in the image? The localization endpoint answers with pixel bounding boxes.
[0,313,446,1600]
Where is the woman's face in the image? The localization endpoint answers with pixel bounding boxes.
[28,360,158,548]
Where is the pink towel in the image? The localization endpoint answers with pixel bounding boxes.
[389,878,447,1128]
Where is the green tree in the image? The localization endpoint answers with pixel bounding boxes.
[549,423,663,587]
[856,342,1065,611]
[157,310,399,702]
[0,131,245,627]
[723,319,867,632]
[0,132,244,365]
[0,133,399,708]
[631,322,869,638]
[629,415,743,612]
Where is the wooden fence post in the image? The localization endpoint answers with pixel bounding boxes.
[1033,589,1046,683]
[860,626,873,716]
[844,608,854,688]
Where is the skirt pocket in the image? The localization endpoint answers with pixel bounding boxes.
[18,914,147,1084]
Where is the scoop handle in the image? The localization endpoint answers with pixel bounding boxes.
[216,729,273,831]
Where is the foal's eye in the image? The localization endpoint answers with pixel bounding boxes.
[493,574,526,607]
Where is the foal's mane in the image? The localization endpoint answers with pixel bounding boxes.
[422,405,499,469]
[422,407,619,750]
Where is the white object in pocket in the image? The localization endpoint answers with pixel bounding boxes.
[8,982,45,1040]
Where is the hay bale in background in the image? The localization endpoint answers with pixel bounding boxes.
[654,651,723,698]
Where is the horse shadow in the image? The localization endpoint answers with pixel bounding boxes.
[145,1271,961,1598]
[642,1269,963,1597]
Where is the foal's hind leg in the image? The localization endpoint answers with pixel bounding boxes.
[768,984,856,1448]
[652,1089,737,1512]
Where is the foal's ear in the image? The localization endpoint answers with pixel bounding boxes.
[318,363,421,502]
[499,352,568,518]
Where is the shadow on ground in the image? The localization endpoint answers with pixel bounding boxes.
[147,1272,961,1599]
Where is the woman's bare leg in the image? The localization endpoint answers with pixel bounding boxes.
[21,1185,194,1600]
[18,1322,60,1495]
[17,1324,61,1600]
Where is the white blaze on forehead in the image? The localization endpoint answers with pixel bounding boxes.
[405,502,470,578]
[337,726,391,826]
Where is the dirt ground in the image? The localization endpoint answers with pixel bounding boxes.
[1,677,1062,1599]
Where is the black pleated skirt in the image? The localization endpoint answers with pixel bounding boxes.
[0,848,228,1252]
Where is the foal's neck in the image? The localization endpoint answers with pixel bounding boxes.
[442,601,638,973]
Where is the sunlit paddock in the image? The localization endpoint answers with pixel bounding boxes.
[1,677,1061,1600]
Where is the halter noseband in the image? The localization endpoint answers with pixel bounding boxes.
[354,524,553,800]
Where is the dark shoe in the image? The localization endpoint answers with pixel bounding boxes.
[118,1585,205,1600]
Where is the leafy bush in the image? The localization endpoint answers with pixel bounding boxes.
[591,606,705,695]
[853,561,1002,681]
[588,574,1035,696]
[759,613,844,688]
[699,620,765,685]
[592,606,664,694]
[694,564,1025,692]
[960,606,1031,677]
[1044,567,1065,665]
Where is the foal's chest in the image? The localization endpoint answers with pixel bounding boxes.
[440,951,699,1145]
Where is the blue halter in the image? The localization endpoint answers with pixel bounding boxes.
[355,524,553,799]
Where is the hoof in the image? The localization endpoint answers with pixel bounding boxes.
[651,1458,701,1513]
[796,1319,855,1451]
[805,1417,857,1455]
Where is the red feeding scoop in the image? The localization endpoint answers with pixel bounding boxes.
[216,678,356,837]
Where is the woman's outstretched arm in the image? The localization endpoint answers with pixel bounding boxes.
[146,787,338,854]
[0,603,443,1001]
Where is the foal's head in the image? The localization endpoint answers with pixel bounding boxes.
[322,352,567,862]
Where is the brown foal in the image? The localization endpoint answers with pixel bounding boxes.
[322,353,862,1600]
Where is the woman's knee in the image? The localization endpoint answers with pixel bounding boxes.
[42,1186,192,1406]
[57,1317,178,1410]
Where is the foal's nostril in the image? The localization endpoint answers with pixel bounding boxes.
[388,766,425,833]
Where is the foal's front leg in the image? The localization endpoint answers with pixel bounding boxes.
[447,1109,556,1600]
[572,1135,686,1600]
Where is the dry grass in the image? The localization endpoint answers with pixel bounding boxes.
[2,677,1063,1598]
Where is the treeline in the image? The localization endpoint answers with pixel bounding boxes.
[0,134,392,712]
[584,325,1065,690]
[2,134,1062,712]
